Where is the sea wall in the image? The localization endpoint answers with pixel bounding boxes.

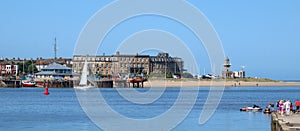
[271,112,300,131]
[38,80,114,88]
[1,80,21,88]
[94,80,114,88]
[0,80,7,87]
[37,80,75,88]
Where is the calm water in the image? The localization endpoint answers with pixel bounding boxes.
[0,87,300,131]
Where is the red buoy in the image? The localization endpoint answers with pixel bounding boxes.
[44,84,50,95]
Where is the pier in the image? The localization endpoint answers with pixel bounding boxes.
[127,81,144,88]
[35,80,74,88]
[94,80,114,88]
[1,80,21,87]
[271,113,300,131]
[114,80,128,88]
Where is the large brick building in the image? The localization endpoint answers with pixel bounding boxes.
[72,52,184,76]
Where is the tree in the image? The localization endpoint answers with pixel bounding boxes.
[17,61,32,74]
[27,64,38,74]
[166,72,173,78]
[17,62,24,74]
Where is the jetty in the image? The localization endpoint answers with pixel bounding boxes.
[271,113,300,131]
[126,77,147,88]
[91,80,114,88]
[1,80,21,87]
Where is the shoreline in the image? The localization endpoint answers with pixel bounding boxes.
[1,79,300,88]
[142,79,300,88]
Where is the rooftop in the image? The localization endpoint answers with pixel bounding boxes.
[42,62,71,70]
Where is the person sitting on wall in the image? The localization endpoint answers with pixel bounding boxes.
[295,99,300,113]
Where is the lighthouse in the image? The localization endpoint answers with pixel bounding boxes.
[222,57,232,78]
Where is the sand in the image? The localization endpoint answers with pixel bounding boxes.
[142,79,300,88]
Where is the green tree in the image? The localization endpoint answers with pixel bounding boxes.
[27,64,38,74]
[16,61,38,75]
[166,72,173,78]
[17,62,24,74]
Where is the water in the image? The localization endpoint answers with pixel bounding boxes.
[0,87,299,131]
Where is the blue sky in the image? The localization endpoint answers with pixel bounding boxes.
[1,0,299,80]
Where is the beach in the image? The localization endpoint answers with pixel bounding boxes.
[143,79,300,88]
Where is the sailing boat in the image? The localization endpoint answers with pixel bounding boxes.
[75,57,94,89]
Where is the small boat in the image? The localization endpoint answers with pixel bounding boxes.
[263,109,273,114]
[22,80,36,87]
[74,57,94,89]
[21,75,36,87]
[240,105,262,112]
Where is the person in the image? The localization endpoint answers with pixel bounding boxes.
[284,100,291,115]
[253,104,260,108]
[296,99,300,113]
[276,100,280,110]
[266,102,271,111]
[266,102,274,112]
[290,102,293,112]
[271,103,275,111]
[279,100,284,116]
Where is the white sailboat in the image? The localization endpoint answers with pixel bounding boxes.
[75,58,94,89]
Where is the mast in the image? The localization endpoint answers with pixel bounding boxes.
[31,59,33,75]
[23,59,25,75]
[54,37,57,63]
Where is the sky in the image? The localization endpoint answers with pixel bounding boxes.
[0,0,299,80]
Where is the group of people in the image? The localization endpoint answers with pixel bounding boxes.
[266,99,300,115]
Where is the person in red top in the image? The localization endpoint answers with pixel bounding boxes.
[295,99,300,113]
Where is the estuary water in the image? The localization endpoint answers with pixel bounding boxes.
[0,87,299,131]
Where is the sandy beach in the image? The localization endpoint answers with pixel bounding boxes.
[143,79,300,88]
